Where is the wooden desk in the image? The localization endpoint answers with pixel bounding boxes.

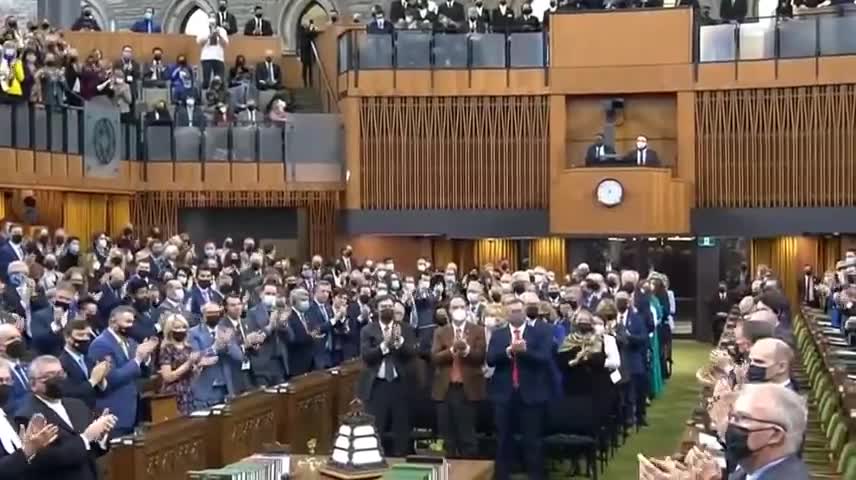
[110,416,209,480]
[289,456,494,480]
[205,391,279,467]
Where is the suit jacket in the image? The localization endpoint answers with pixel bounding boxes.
[186,286,223,317]
[244,17,273,36]
[0,243,24,282]
[59,349,97,409]
[87,330,142,431]
[585,143,617,166]
[95,284,122,332]
[245,304,290,379]
[430,322,486,401]
[152,299,191,329]
[797,274,819,304]
[14,396,106,480]
[485,323,553,405]
[0,439,29,480]
[30,306,64,356]
[516,15,541,32]
[254,61,282,89]
[438,2,466,23]
[727,455,808,480]
[217,317,252,395]
[366,20,394,34]
[389,0,408,22]
[339,302,368,360]
[287,307,331,376]
[189,323,243,402]
[175,107,207,128]
[3,361,30,417]
[357,321,417,401]
[490,6,516,33]
[465,19,488,33]
[130,19,162,33]
[709,292,734,317]
[618,309,649,376]
[720,0,748,22]
[216,11,239,35]
[623,147,661,167]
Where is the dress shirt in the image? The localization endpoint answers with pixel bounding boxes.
[452,323,470,357]
[603,334,621,370]
[10,360,28,391]
[10,242,23,260]
[376,323,398,380]
[65,346,88,377]
[17,284,32,337]
[266,62,275,82]
[617,311,628,327]
[0,409,21,454]
[108,328,131,361]
[741,456,789,480]
[805,275,814,302]
[36,396,108,451]
[636,149,648,165]
[507,323,527,357]
[254,17,263,34]
[482,326,495,379]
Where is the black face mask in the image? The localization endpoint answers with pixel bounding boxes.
[724,424,773,466]
[567,300,579,310]
[10,234,22,244]
[172,331,188,342]
[359,294,371,304]
[205,316,219,327]
[719,286,727,293]
[525,306,539,319]
[512,283,526,295]
[5,340,25,359]
[379,309,394,323]
[219,5,227,11]
[117,325,132,337]
[491,293,502,303]
[54,300,70,311]
[0,384,10,406]
[548,291,560,300]
[256,13,263,18]
[44,377,64,400]
[746,364,769,383]
[134,299,151,312]
[45,261,57,270]
[576,323,594,334]
[615,300,628,312]
[198,279,212,289]
[621,283,635,294]
[74,340,91,355]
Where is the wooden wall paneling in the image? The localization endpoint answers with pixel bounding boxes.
[432,238,455,270]
[473,239,517,271]
[34,152,52,177]
[16,150,35,182]
[696,86,856,208]
[359,96,548,210]
[50,154,69,181]
[675,91,695,184]
[342,98,361,209]
[528,237,566,277]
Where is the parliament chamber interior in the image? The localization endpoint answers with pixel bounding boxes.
[1,0,856,479]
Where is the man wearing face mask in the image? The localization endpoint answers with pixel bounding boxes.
[491,0,516,34]
[30,283,77,356]
[287,287,330,376]
[0,324,31,415]
[125,280,157,344]
[613,291,650,428]
[516,2,540,32]
[623,134,661,167]
[71,8,101,31]
[244,5,273,36]
[153,280,191,330]
[746,338,797,391]
[542,0,559,30]
[131,7,162,33]
[239,238,256,270]
[245,282,290,386]
[239,253,265,301]
[175,96,206,127]
[58,237,82,273]
[466,282,485,323]
[431,296,486,458]
[487,297,552,480]
[357,295,416,456]
[188,303,242,408]
[367,9,394,33]
[725,384,808,480]
[255,49,282,91]
[709,281,734,345]
[187,267,223,320]
[334,245,354,278]
[58,320,110,410]
[343,286,373,361]
[215,0,238,35]
[0,225,25,283]
[88,306,158,437]
[2,262,34,337]
[197,13,229,90]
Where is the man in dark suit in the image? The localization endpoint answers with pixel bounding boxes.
[615,292,650,427]
[584,132,617,166]
[219,294,252,395]
[709,282,734,345]
[87,306,158,437]
[14,355,117,480]
[152,280,190,330]
[797,264,820,308]
[114,45,140,88]
[2,261,35,336]
[438,0,466,24]
[464,9,488,33]
[491,0,516,34]
[186,267,223,320]
[174,97,207,128]
[287,287,330,376]
[95,268,124,334]
[245,283,291,386]
[367,11,394,34]
[357,295,417,456]
[389,0,408,23]
[0,358,62,474]
[0,225,25,283]
[623,135,661,167]
[726,384,808,480]
[58,320,110,410]
[31,283,77,357]
[255,51,283,91]
[215,0,239,35]
[244,5,274,36]
[431,296,486,458]
[339,288,371,362]
[0,324,30,416]
[333,245,354,279]
[486,297,552,480]
[720,0,748,23]
[516,3,540,32]
[307,282,334,367]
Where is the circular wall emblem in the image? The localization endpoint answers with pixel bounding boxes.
[92,118,117,165]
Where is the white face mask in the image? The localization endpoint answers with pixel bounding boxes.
[636,141,647,150]
[467,292,479,303]
[171,289,185,303]
[262,294,276,307]
[594,324,605,335]
[534,274,544,284]
[484,316,498,329]
[451,309,467,323]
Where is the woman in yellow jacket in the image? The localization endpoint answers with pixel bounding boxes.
[0,41,25,103]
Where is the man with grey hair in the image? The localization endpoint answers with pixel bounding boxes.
[726,383,808,479]
[287,287,327,376]
[15,355,118,480]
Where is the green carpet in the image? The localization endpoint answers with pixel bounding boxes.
[600,339,711,480]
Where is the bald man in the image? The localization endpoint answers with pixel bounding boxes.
[748,309,795,350]
[747,338,798,392]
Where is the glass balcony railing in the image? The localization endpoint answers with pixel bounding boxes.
[696,7,856,62]
[0,103,344,183]
[337,30,548,71]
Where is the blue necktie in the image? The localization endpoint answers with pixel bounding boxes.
[77,356,88,376]
[14,364,29,390]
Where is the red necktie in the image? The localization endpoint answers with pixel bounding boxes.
[512,328,520,388]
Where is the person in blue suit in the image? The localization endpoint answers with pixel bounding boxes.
[340,286,372,361]
[130,8,162,33]
[245,283,291,386]
[615,291,651,427]
[188,304,245,408]
[486,297,553,480]
[186,267,224,322]
[87,306,158,437]
[58,319,110,410]
[287,287,330,376]
[0,324,31,415]
[95,268,125,333]
[305,282,334,368]
[30,283,77,356]
[0,225,25,283]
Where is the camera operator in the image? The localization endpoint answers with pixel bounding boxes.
[197,14,229,89]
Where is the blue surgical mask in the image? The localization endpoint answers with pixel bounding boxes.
[9,273,26,287]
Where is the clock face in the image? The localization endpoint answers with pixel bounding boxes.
[596,179,623,207]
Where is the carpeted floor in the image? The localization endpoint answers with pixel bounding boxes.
[599,339,712,480]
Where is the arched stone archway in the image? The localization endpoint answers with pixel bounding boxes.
[81,0,110,31]
[161,0,213,33]
[276,0,337,52]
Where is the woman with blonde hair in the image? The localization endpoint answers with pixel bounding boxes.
[158,313,200,415]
